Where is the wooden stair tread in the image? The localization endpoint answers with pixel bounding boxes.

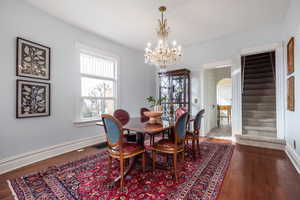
[242,51,277,139]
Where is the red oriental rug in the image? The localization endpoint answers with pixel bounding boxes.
[8,141,234,200]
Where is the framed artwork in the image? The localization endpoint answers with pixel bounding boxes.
[287,37,295,75]
[287,76,295,111]
[16,80,51,118]
[16,37,51,80]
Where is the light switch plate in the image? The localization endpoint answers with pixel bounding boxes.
[194,97,198,104]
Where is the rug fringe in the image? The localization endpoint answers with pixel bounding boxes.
[7,180,20,200]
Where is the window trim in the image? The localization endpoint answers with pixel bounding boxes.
[74,42,120,126]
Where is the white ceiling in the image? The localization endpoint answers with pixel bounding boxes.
[24,0,290,50]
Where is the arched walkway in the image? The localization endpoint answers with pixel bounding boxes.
[208,77,233,139]
[217,78,232,106]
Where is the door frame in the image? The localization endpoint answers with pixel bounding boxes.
[200,60,233,136]
[240,43,285,139]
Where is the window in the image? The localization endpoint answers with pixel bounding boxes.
[79,49,117,121]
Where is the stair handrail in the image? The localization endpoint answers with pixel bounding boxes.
[269,52,276,82]
[241,56,246,94]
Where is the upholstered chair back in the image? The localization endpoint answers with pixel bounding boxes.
[175,107,187,119]
[175,112,189,142]
[140,107,150,122]
[113,109,130,125]
[102,114,123,146]
[194,109,205,131]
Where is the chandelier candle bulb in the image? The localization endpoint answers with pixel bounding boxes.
[173,40,177,46]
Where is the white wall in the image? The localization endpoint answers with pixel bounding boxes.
[183,23,283,69]
[190,70,201,116]
[283,0,300,157]
[203,69,216,134]
[0,0,156,161]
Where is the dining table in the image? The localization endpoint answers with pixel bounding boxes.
[96,115,194,184]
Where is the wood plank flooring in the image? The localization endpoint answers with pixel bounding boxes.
[0,139,299,200]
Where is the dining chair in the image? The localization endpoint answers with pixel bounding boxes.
[185,109,205,159]
[151,112,189,183]
[175,107,187,119]
[175,106,190,130]
[217,105,231,127]
[114,109,135,142]
[113,109,130,125]
[140,107,150,122]
[102,114,146,191]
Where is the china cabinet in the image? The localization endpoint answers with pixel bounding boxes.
[158,69,191,118]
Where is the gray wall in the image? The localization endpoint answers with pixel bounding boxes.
[0,0,156,160]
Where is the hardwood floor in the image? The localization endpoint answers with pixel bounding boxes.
[207,125,232,138]
[0,139,299,200]
[219,140,300,200]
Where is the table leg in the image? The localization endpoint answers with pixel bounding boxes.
[113,157,135,183]
[137,132,145,145]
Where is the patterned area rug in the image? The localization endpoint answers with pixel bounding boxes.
[8,141,234,200]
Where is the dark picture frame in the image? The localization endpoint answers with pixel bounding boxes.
[16,80,51,118]
[16,37,51,80]
[287,76,295,112]
[287,37,295,75]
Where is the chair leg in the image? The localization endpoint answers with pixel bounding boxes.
[108,155,112,177]
[120,158,125,191]
[196,137,200,150]
[152,151,156,170]
[182,150,185,161]
[142,152,146,172]
[152,135,155,145]
[173,153,178,183]
[192,139,196,159]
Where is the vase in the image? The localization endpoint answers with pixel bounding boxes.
[144,111,163,124]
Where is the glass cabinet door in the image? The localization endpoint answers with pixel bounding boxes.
[159,69,190,119]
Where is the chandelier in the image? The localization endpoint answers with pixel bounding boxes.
[144,6,182,71]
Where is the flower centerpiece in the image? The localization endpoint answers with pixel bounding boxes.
[146,96,166,111]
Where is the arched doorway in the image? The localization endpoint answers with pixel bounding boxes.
[217,78,232,106]
[207,77,233,139]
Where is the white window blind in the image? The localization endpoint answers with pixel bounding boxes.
[80,51,117,120]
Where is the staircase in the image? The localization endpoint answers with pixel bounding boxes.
[236,52,285,150]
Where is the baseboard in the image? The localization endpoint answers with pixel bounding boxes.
[0,135,105,175]
[286,144,300,174]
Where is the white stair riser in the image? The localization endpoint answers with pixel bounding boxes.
[243,126,276,132]
[243,122,276,128]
